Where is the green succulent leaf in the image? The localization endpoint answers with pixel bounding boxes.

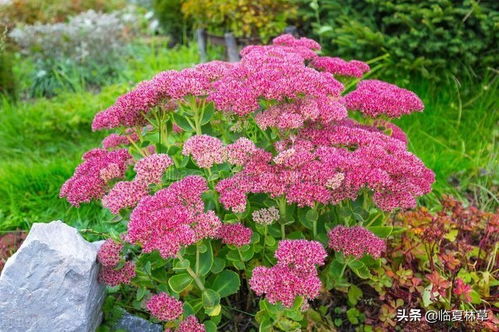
[168,273,193,293]
[202,288,221,309]
[198,241,214,276]
[211,270,241,297]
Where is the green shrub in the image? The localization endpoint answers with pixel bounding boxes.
[299,0,499,79]
[152,0,190,44]
[181,0,297,41]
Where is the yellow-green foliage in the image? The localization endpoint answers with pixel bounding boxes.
[181,0,297,41]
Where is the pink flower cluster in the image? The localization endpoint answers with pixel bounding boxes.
[126,176,221,258]
[183,135,259,169]
[146,293,183,321]
[217,119,434,211]
[60,148,131,206]
[102,180,148,214]
[97,239,136,287]
[97,239,123,267]
[274,240,327,273]
[192,210,221,241]
[182,135,226,168]
[101,153,173,214]
[217,223,252,247]
[102,132,139,149]
[311,56,370,78]
[252,206,280,225]
[134,153,173,185]
[91,34,350,132]
[328,226,386,258]
[249,240,326,307]
[272,34,321,50]
[254,97,346,131]
[99,261,136,287]
[92,62,233,130]
[209,36,344,119]
[344,80,424,118]
[225,137,257,166]
[177,316,205,332]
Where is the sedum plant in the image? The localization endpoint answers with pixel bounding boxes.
[61,34,434,330]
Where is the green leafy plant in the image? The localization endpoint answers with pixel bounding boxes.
[181,0,297,41]
[152,0,190,44]
[9,10,135,96]
[60,34,438,330]
[367,195,498,330]
[297,0,499,79]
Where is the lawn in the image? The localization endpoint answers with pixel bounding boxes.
[0,41,201,232]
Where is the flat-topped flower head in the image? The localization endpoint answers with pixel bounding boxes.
[126,176,212,259]
[344,79,424,118]
[225,137,257,166]
[183,135,226,168]
[102,181,148,214]
[134,153,173,185]
[312,56,370,78]
[217,223,252,247]
[194,60,234,81]
[92,80,162,130]
[252,206,280,225]
[60,148,131,206]
[102,133,139,149]
[99,261,136,286]
[177,316,205,332]
[217,118,434,212]
[146,293,183,321]
[249,264,322,307]
[192,211,222,241]
[328,225,386,258]
[97,239,123,267]
[274,240,327,273]
[272,33,321,51]
[208,35,343,117]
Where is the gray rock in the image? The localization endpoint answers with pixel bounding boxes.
[0,220,105,332]
[115,312,163,332]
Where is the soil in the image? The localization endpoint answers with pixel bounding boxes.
[0,231,26,273]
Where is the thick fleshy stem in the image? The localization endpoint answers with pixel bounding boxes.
[177,252,205,291]
[277,197,287,239]
[127,135,147,157]
[338,257,351,281]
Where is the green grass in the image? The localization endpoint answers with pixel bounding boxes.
[0,40,497,232]
[394,73,498,210]
[0,41,200,231]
